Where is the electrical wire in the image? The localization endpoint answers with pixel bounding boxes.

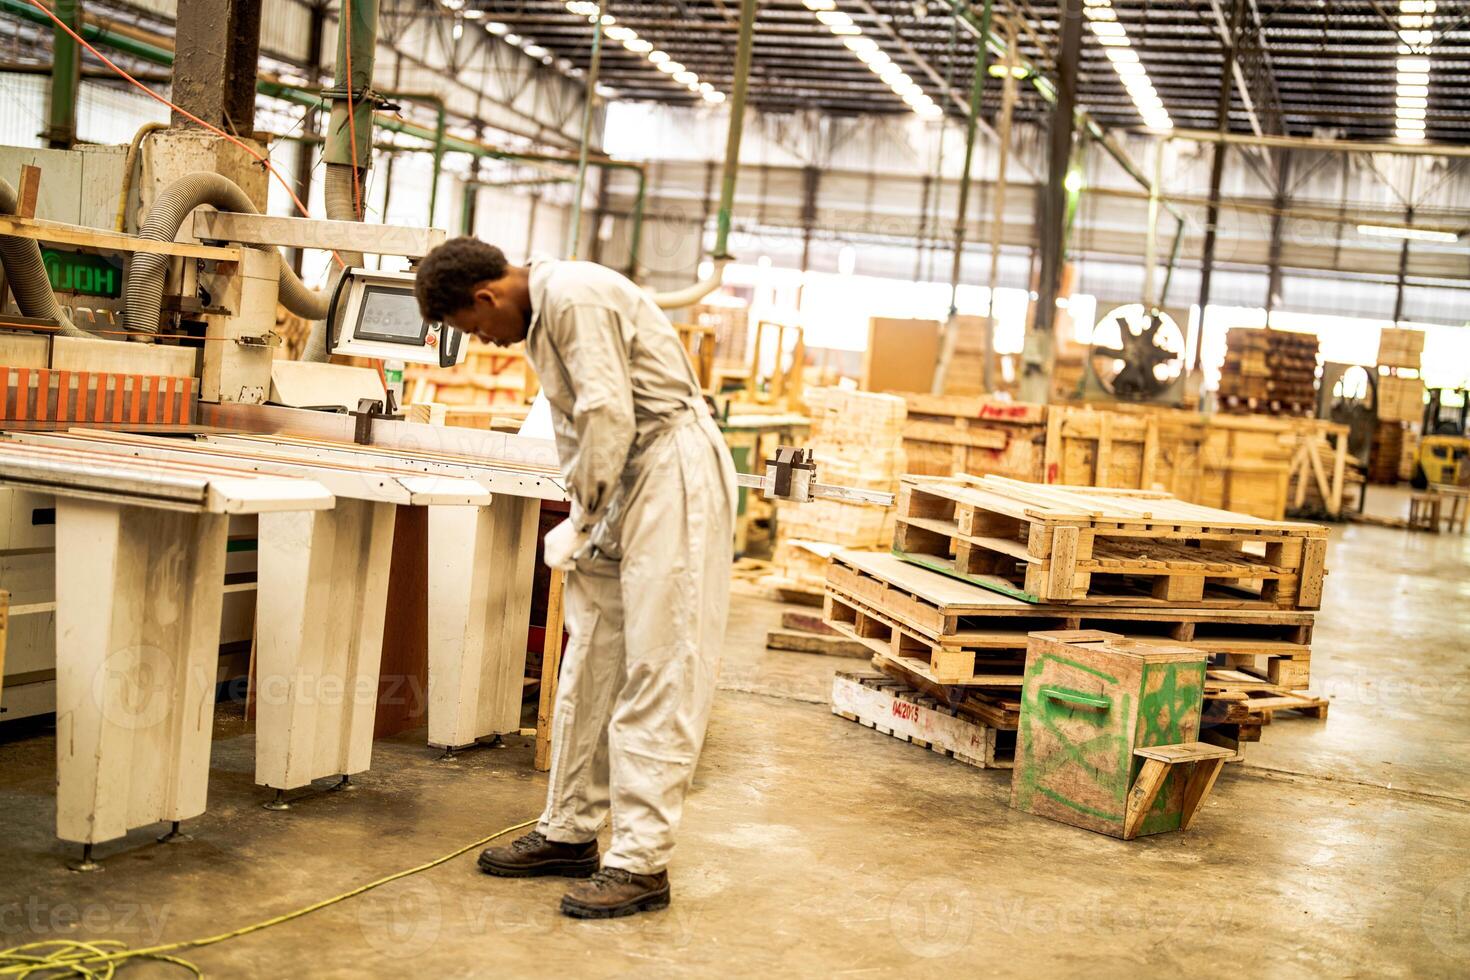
[0,817,537,978]
[21,0,346,271]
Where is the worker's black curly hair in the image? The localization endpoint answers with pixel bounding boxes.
[414,237,510,322]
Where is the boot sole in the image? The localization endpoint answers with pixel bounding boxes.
[478,855,599,879]
[560,886,671,919]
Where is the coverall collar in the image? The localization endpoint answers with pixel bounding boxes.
[526,257,556,343]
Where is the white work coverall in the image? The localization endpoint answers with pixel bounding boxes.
[525,258,737,875]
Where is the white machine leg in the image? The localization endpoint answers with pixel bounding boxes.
[53,499,227,846]
[255,499,396,791]
[427,496,538,749]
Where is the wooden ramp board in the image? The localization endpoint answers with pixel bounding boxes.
[830,671,1014,770]
[894,476,1327,609]
[827,549,1315,663]
[764,627,870,659]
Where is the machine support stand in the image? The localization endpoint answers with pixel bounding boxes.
[263,788,291,811]
[156,821,192,844]
[67,843,102,873]
[487,734,506,750]
[438,746,459,762]
[333,774,355,791]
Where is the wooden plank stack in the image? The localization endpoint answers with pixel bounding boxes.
[823,475,1330,764]
[1218,327,1319,416]
[1376,373,1424,424]
[763,388,906,600]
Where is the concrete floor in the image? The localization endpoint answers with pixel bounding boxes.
[2,495,1468,977]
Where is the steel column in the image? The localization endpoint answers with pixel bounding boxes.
[170,0,263,137]
[1264,149,1293,316]
[290,0,326,276]
[1393,206,1413,324]
[1022,0,1082,402]
[1195,0,1247,328]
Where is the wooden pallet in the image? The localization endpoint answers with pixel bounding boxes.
[830,671,1015,769]
[1206,669,1330,722]
[893,476,1327,609]
[827,549,1315,680]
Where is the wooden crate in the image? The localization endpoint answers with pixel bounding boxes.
[831,671,1015,769]
[1010,630,1211,839]
[899,393,1047,480]
[826,549,1315,687]
[892,476,1328,609]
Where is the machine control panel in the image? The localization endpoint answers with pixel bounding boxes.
[327,268,467,367]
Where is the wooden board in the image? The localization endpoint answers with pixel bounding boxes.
[0,439,334,514]
[862,317,940,394]
[764,627,869,659]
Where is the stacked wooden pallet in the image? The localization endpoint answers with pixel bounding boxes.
[402,341,538,411]
[1218,328,1319,416]
[763,388,906,600]
[823,476,1330,763]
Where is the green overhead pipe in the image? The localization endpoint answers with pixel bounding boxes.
[712,0,758,260]
[930,0,992,395]
[44,0,80,148]
[945,0,991,315]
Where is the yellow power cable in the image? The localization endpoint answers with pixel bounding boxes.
[0,817,539,979]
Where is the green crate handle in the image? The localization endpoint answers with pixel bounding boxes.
[1041,687,1112,710]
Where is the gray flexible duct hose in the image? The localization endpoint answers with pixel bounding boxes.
[125,172,331,336]
[0,178,94,339]
[299,162,368,363]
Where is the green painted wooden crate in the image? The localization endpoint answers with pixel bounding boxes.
[1010,629,1209,839]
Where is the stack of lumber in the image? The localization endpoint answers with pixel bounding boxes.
[824,476,1329,764]
[1369,420,1408,484]
[939,315,993,397]
[1377,327,1425,370]
[762,388,905,601]
[1218,328,1319,416]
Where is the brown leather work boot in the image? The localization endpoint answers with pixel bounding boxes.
[560,867,671,919]
[478,830,599,878]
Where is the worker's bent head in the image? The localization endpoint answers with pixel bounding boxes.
[415,237,533,347]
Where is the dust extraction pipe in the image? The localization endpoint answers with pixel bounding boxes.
[124,172,331,335]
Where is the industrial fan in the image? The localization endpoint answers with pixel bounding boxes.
[1083,304,1187,403]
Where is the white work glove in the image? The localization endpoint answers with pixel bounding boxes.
[543,519,590,571]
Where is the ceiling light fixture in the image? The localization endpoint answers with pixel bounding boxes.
[1394,0,1434,142]
[803,2,937,118]
[1086,0,1171,130]
[1357,223,1458,243]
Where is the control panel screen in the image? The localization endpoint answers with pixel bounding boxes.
[355,285,431,345]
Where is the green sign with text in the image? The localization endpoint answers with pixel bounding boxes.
[42,248,123,299]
